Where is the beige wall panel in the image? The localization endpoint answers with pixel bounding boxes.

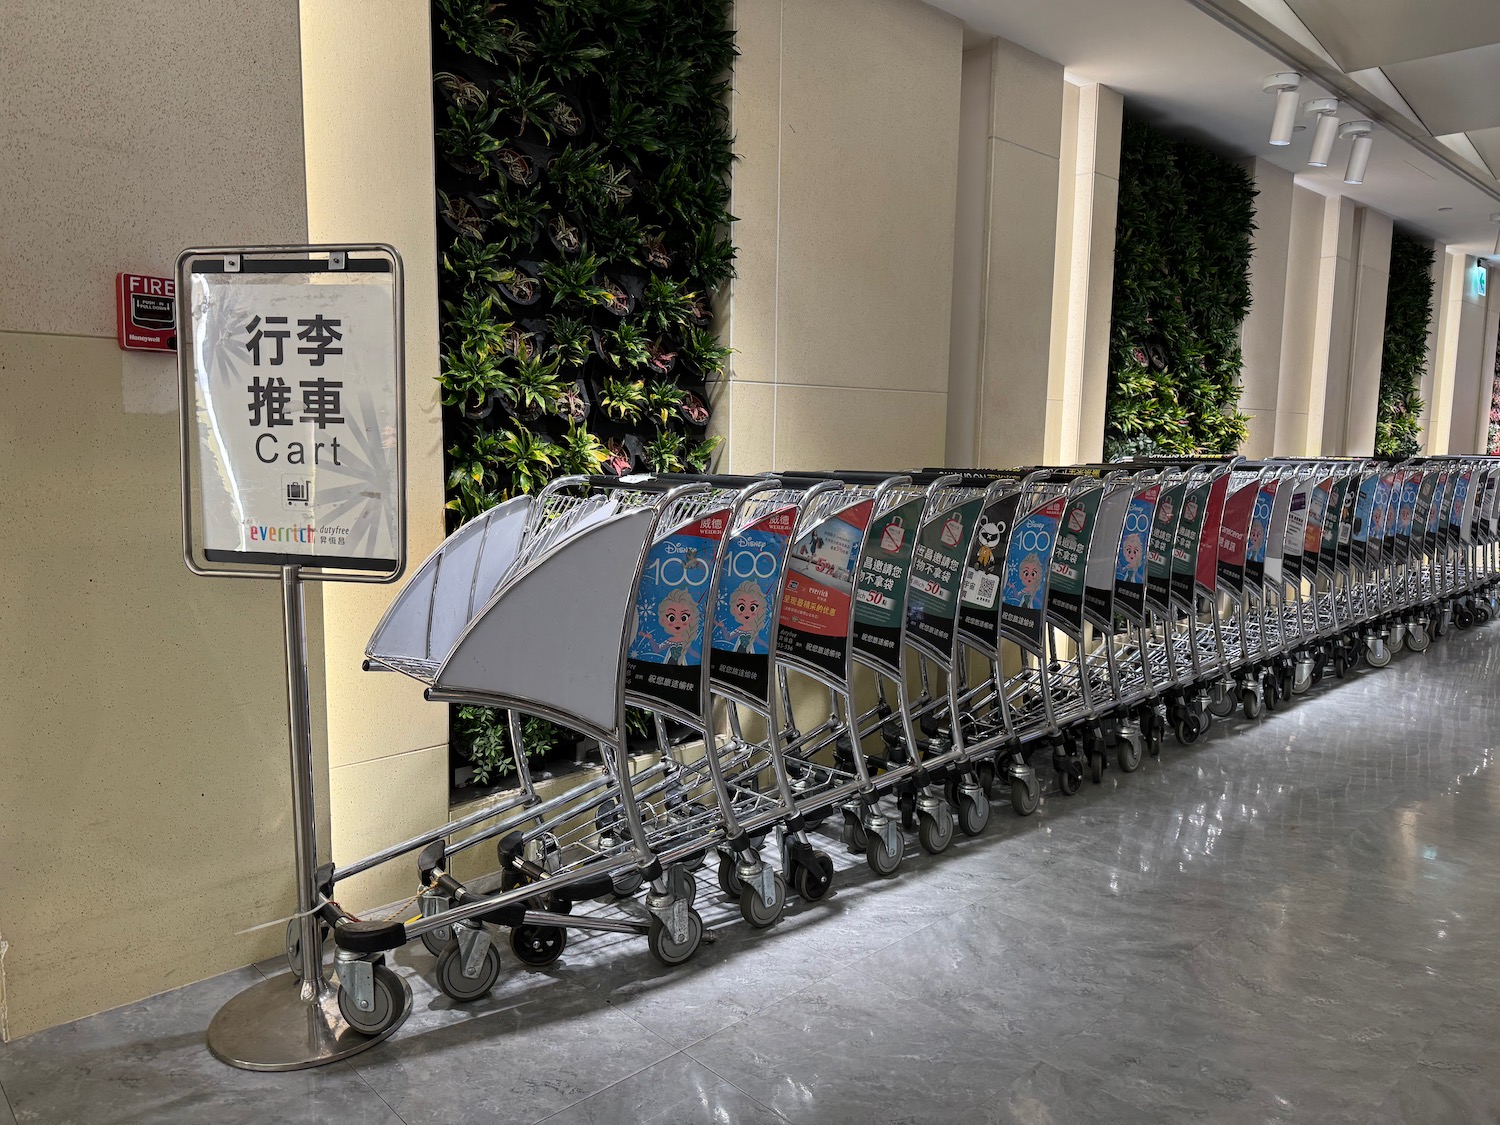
[299,2,448,795]
[1274,185,1326,455]
[1341,210,1392,454]
[977,139,1061,467]
[1075,166,1119,465]
[773,0,961,394]
[988,36,1064,157]
[722,380,777,473]
[1448,297,1489,455]
[0,2,307,337]
[772,386,947,471]
[0,336,296,1037]
[328,746,451,913]
[1239,159,1294,424]
[726,0,782,386]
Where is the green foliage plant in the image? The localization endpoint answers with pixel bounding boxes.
[1376,234,1434,458]
[1104,116,1256,459]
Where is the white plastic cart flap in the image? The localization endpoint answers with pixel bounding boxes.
[365,495,532,670]
[434,507,654,737]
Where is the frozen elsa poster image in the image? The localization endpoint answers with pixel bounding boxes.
[630,532,715,667]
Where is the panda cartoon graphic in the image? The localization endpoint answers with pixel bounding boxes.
[975,517,1004,568]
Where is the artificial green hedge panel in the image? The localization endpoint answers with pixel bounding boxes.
[1376,233,1433,458]
[1105,116,1257,459]
[431,0,736,788]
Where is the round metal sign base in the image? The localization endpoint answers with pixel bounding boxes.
[206,972,411,1072]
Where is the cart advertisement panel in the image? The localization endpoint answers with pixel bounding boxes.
[1352,476,1377,551]
[852,498,924,671]
[1372,473,1395,561]
[1244,483,1275,590]
[1319,477,1346,572]
[1282,485,1308,585]
[1048,488,1101,632]
[1195,475,1231,593]
[709,505,797,703]
[1326,476,1352,571]
[626,510,728,713]
[959,493,1022,647]
[1335,475,1362,569]
[776,501,871,678]
[1085,487,1131,626]
[1113,485,1159,623]
[1305,477,1331,575]
[1420,472,1444,552]
[1451,470,1473,543]
[1395,472,1419,559]
[1170,482,1211,607]
[1000,496,1067,649]
[1216,484,1258,595]
[907,497,984,657]
[186,267,401,571]
[1145,482,1186,613]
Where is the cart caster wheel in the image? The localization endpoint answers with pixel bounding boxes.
[1455,607,1474,629]
[1010,773,1040,816]
[1174,715,1201,746]
[1208,686,1238,719]
[1366,637,1392,668]
[740,874,786,929]
[648,908,704,966]
[1242,687,1262,720]
[977,760,997,799]
[421,926,454,958]
[338,963,404,1036]
[1408,624,1430,652]
[918,809,955,854]
[794,851,835,901]
[1389,627,1407,653]
[956,790,990,836]
[1261,677,1279,712]
[1117,732,1143,773]
[435,936,503,999]
[898,794,918,831]
[1474,606,1490,625]
[509,924,568,968]
[866,831,904,877]
[716,854,742,899]
[1333,651,1348,678]
[844,817,868,855]
[1057,767,1083,797]
[1292,662,1314,695]
[1088,751,1105,785]
[611,869,645,898]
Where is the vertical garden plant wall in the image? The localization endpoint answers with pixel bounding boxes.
[1105,116,1257,459]
[431,0,736,791]
[1375,234,1433,458]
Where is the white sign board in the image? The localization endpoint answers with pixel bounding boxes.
[180,250,404,576]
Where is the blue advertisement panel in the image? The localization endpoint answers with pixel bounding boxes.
[626,510,728,713]
[710,505,796,703]
[1113,485,1159,622]
[1244,484,1274,589]
[998,495,1066,649]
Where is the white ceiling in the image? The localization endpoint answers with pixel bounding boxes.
[930,0,1500,255]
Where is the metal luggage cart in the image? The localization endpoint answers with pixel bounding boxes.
[322,476,762,1032]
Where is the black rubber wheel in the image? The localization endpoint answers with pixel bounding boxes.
[793,851,835,901]
[1010,775,1040,816]
[740,874,786,929]
[509,924,567,968]
[845,817,868,854]
[898,794,917,831]
[866,831,903,877]
[1333,651,1348,678]
[611,868,644,898]
[956,791,990,836]
[1242,687,1262,720]
[1117,734,1143,773]
[1057,767,1083,797]
[716,854,741,898]
[435,938,503,999]
[1089,751,1105,785]
[1262,677,1279,712]
[1456,607,1474,629]
[648,908,703,966]
[1175,715,1201,746]
[1208,685,1238,718]
[421,925,453,958]
[918,809,955,854]
[339,963,404,1036]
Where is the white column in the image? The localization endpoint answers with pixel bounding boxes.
[1428,248,1467,453]
[1274,183,1330,454]
[1237,159,1294,456]
[1306,194,1357,452]
[1321,206,1391,454]
[1046,82,1122,464]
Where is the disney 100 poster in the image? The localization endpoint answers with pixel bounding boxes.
[625,513,726,713]
[708,506,796,703]
[998,497,1065,649]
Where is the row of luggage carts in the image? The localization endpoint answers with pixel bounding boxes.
[317,454,1500,1035]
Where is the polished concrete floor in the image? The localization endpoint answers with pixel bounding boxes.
[6,624,1500,1124]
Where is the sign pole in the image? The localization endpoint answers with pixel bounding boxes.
[177,245,412,1070]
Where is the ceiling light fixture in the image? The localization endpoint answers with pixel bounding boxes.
[1264,73,1302,146]
[1340,120,1373,184]
[1304,98,1339,167]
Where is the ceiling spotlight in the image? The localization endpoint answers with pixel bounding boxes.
[1340,120,1373,184]
[1264,72,1302,146]
[1304,98,1339,166]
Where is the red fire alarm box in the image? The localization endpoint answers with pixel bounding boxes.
[116,272,177,352]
